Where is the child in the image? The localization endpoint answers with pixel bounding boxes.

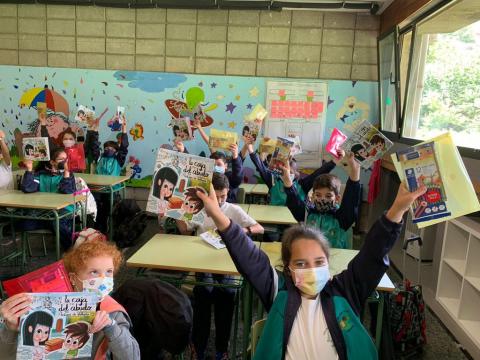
[0,130,13,190]
[195,183,427,360]
[281,152,360,249]
[368,135,386,157]
[192,119,244,203]
[86,115,129,233]
[60,129,86,173]
[0,240,140,360]
[21,149,76,250]
[176,173,263,360]
[245,140,338,206]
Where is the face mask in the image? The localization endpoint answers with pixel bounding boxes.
[288,173,296,183]
[63,140,75,148]
[314,199,337,213]
[103,149,116,158]
[290,265,330,296]
[214,165,225,174]
[81,276,114,302]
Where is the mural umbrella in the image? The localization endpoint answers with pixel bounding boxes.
[19,85,69,116]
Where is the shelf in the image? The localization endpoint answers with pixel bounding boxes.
[443,258,466,276]
[466,234,480,279]
[459,320,480,347]
[443,221,469,261]
[465,276,480,292]
[438,297,460,318]
[459,282,480,322]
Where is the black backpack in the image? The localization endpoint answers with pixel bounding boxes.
[112,278,193,358]
[112,199,148,248]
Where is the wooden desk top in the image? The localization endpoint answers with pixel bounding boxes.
[126,233,240,275]
[248,204,297,225]
[251,184,269,195]
[0,190,78,210]
[75,173,130,186]
[239,183,256,194]
[259,242,395,292]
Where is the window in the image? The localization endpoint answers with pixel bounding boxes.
[401,0,480,150]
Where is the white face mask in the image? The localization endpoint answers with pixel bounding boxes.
[289,265,330,296]
[80,276,114,302]
[63,139,75,148]
[288,173,295,183]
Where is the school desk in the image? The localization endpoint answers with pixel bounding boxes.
[239,183,256,194]
[250,183,269,196]
[75,173,129,240]
[0,190,83,260]
[247,204,297,225]
[126,233,245,358]
[257,242,395,351]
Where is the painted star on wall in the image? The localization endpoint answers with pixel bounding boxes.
[228,121,236,129]
[211,82,217,88]
[225,102,236,114]
[327,96,335,107]
[249,86,259,97]
[235,95,241,101]
[246,103,253,109]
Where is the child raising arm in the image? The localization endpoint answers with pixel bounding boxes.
[195,183,426,360]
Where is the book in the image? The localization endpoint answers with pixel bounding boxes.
[37,102,47,119]
[396,142,451,223]
[16,292,98,360]
[245,104,268,122]
[199,229,225,249]
[258,137,277,155]
[74,105,95,123]
[288,135,302,156]
[170,117,193,141]
[2,261,73,297]
[116,106,125,124]
[340,120,393,169]
[22,137,50,161]
[147,148,214,224]
[243,104,267,143]
[268,137,294,175]
[208,129,238,154]
[326,128,347,159]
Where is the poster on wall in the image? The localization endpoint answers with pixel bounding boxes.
[264,80,328,168]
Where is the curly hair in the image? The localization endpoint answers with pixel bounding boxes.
[63,240,123,275]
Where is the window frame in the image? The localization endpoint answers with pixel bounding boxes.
[380,0,480,159]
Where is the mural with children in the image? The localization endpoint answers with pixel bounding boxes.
[0,65,378,188]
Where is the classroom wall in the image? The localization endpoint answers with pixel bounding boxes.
[0,5,379,81]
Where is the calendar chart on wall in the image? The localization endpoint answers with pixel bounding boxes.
[264,80,328,168]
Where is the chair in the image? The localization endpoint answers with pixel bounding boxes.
[251,318,267,356]
[24,229,50,257]
[237,187,246,204]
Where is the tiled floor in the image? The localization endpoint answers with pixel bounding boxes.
[0,221,473,359]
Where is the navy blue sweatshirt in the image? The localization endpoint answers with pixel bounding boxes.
[85,130,129,167]
[219,215,402,359]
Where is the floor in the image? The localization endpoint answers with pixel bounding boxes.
[0,219,473,359]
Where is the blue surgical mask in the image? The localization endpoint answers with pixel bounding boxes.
[289,265,330,296]
[214,165,225,174]
[103,149,116,158]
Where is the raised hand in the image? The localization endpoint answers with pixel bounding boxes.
[0,293,32,331]
[279,162,292,188]
[345,152,360,181]
[229,143,238,159]
[174,140,185,153]
[196,185,230,231]
[24,159,33,172]
[386,183,427,223]
[90,310,112,334]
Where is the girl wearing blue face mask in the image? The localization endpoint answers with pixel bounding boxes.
[194,183,427,360]
[86,115,129,233]
[0,240,140,360]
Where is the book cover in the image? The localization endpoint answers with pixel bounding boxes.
[287,135,302,156]
[268,137,294,175]
[170,117,193,141]
[243,104,267,143]
[396,142,451,223]
[2,261,73,297]
[245,104,268,122]
[340,120,393,169]
[22,137,50,161]
[16,292,98,360]
[326,128,347,159]
[74,105,95,123]
[199,229,225,249]
[37,102,47,119]
[258,137,277,155]
[208,129,238,153]
[147,148,214,224]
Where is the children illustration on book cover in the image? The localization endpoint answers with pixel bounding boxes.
[268,136,294,175]
[341,120,393,169]
[147,148,214,224]
[170,117,193,141]
[208,129,238,154]
[396,142,451,223]
[22,137,50,161]
[16,292,98,360]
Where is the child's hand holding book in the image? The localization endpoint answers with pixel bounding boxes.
[386,183,427,223]
[0,293,32,331]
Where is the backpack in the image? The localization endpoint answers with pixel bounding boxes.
[389,279,427,354]
[112,199,148,248]
[112,278,193,357]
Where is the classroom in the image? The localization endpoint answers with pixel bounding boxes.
[0,0,479,359]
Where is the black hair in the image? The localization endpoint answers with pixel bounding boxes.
[103,140,119,152]
[242,126,250,136]
[172,125,180,136]
[24,144,34,155]
[152,167,179,199]
[313,174,342,195]
[350,143,366,162]
[210,151,227,162]
[370,134,386,146]
[22,311,53,346]
[212,173,230,191]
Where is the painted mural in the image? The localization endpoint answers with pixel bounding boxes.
[0,65,379,189]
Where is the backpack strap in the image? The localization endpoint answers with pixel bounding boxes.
[93,296,127,360]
